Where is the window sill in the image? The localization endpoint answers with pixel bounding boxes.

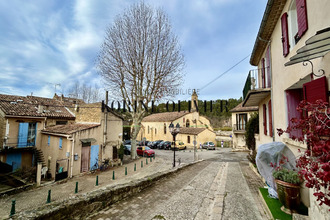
[282,138,307,149]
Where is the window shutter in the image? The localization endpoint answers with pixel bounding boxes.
[281,13,290,57]
[296,0,308,38]
[263,104,267,135]
[268,100,273,137]
[266,46,271,88]
[303,76,328,103]
[48,136,50,146]
[59,137,62,149]
[18,122,29,148]
[261,58,266,88]
[286,89,303,139]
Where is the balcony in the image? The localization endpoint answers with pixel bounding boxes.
[242,67,271,107]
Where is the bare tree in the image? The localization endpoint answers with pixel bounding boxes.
[97,2,185,159]
[67,82,102,103]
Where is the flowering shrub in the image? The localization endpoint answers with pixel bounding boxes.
[277,100,330,208]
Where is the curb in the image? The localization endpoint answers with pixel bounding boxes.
[9,160,202,219]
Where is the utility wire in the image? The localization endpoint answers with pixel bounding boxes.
[199,54,250,92]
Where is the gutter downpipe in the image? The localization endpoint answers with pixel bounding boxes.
[103,91,109,161]
[68,135,74,178]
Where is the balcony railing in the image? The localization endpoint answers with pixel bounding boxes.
[242,67,271,100]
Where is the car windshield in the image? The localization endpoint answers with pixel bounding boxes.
[209,142,214,145]
[145,147,151,150]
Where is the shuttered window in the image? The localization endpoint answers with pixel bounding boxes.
[59,137,63,149]
[286,89,303,139]
[263,104,267,135]
[261,58,266,88]
[281,13,290,57]
[268,100,273,137]
[303,76,328,103]
[296,0,308,38]
[48,136,50,146]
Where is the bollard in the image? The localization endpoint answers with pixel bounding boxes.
[125,167,127,175]
[112,171,115,180]
[141,161,143,168]
[150,157,152,162]
[134,163,136,172]
[10,199,15,217]
[46,189,51,203]
[146,158,148,165]
[75,182,78,194]
[96,176,99,186]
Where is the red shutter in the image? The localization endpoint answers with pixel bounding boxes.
[281,13,290,57]
[296,0,308,38]
[303,76,328,103]
[266,46,271,88]
[268,100,273,137]
[263,104,267,135]
[261,58,266,88]
[286,89,303,139]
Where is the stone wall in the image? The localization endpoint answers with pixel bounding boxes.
[11,162,196,220]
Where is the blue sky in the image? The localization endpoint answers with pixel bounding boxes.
[0,0,266,102]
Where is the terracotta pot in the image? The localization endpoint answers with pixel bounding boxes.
[275,179,300,213]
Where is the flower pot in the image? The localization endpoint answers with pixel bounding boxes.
[275,179,300,214]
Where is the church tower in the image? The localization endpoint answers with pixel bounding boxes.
[191,89,198,112]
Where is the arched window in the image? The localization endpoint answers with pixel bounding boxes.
[148,126,150,134]
[186,119,190,128]
[187,136,190,144]
[155,128,157,134]
[164,123,166,134]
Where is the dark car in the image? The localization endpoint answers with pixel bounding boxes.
[124,145,131,155]
[123,140,131,145]
[151,140,163,149]
[158,141,166,149]
[163,141,172,150]
[139,140,149,146]
[136,146,155,157]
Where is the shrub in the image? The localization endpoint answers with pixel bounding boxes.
[245,112,259,151]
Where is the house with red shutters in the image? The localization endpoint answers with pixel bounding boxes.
[242,0,329,219]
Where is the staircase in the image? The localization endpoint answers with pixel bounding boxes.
[32,147,46,167]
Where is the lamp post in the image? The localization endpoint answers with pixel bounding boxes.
[169,122,180,168]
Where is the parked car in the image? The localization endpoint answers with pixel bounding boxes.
[138,140,149,146]
[124,145,131,155]
[171,141,187,150]
[158,141,166,149]
[123,140,131,145]
[151,140,163,149]
[202,142,215,150]
[136,146,155,157]
[163,141,172,150]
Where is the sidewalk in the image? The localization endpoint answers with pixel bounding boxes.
[0,155,172,219]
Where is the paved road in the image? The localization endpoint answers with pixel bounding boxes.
[87,149,268,220]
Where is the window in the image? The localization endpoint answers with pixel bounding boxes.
[263,104,267,135]
[56,121,68,125]
[281,0,308,56]
[187,136,190,144]
[286,89,303,139]
[148,126,150,134]
[59,137,63,149]
[236,113,247,130]
[155,128,157,135]
[186,119,190,128]
[18,122,37,147]
[48,136,50,146]
[164,123,166,134]
[183,117,185,124]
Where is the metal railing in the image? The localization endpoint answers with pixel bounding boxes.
[232,123,246,131]
[242,67,271,100]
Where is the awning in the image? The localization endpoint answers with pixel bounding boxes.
[286,74,312,90]
[242,88,271,107]
[285,27,330,66]
[80,138,97,144]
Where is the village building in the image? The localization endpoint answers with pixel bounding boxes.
[230,102,258,150]
[0,94,123,180]
[139,90,216,147]
[242,0,330,218]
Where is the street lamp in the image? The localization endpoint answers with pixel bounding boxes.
[169,122,180,167]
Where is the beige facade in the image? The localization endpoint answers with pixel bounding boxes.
[243,0,330,218]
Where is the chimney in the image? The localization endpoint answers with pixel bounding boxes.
[38,105,44,113]
[74,104,79,112]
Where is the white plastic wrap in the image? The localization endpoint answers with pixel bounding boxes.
[256,142,297,198]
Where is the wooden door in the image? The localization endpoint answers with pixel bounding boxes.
[81,146,90,172]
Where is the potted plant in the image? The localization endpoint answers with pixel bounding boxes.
[271,156,303,214]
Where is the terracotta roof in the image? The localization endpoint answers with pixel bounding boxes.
[53,93,85,107]
[0,94,75,119]
[230,102,258,113]
[42,123,100,135]
[142,112,190,122]
[250,0,287,66]
[179,127,207,135]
